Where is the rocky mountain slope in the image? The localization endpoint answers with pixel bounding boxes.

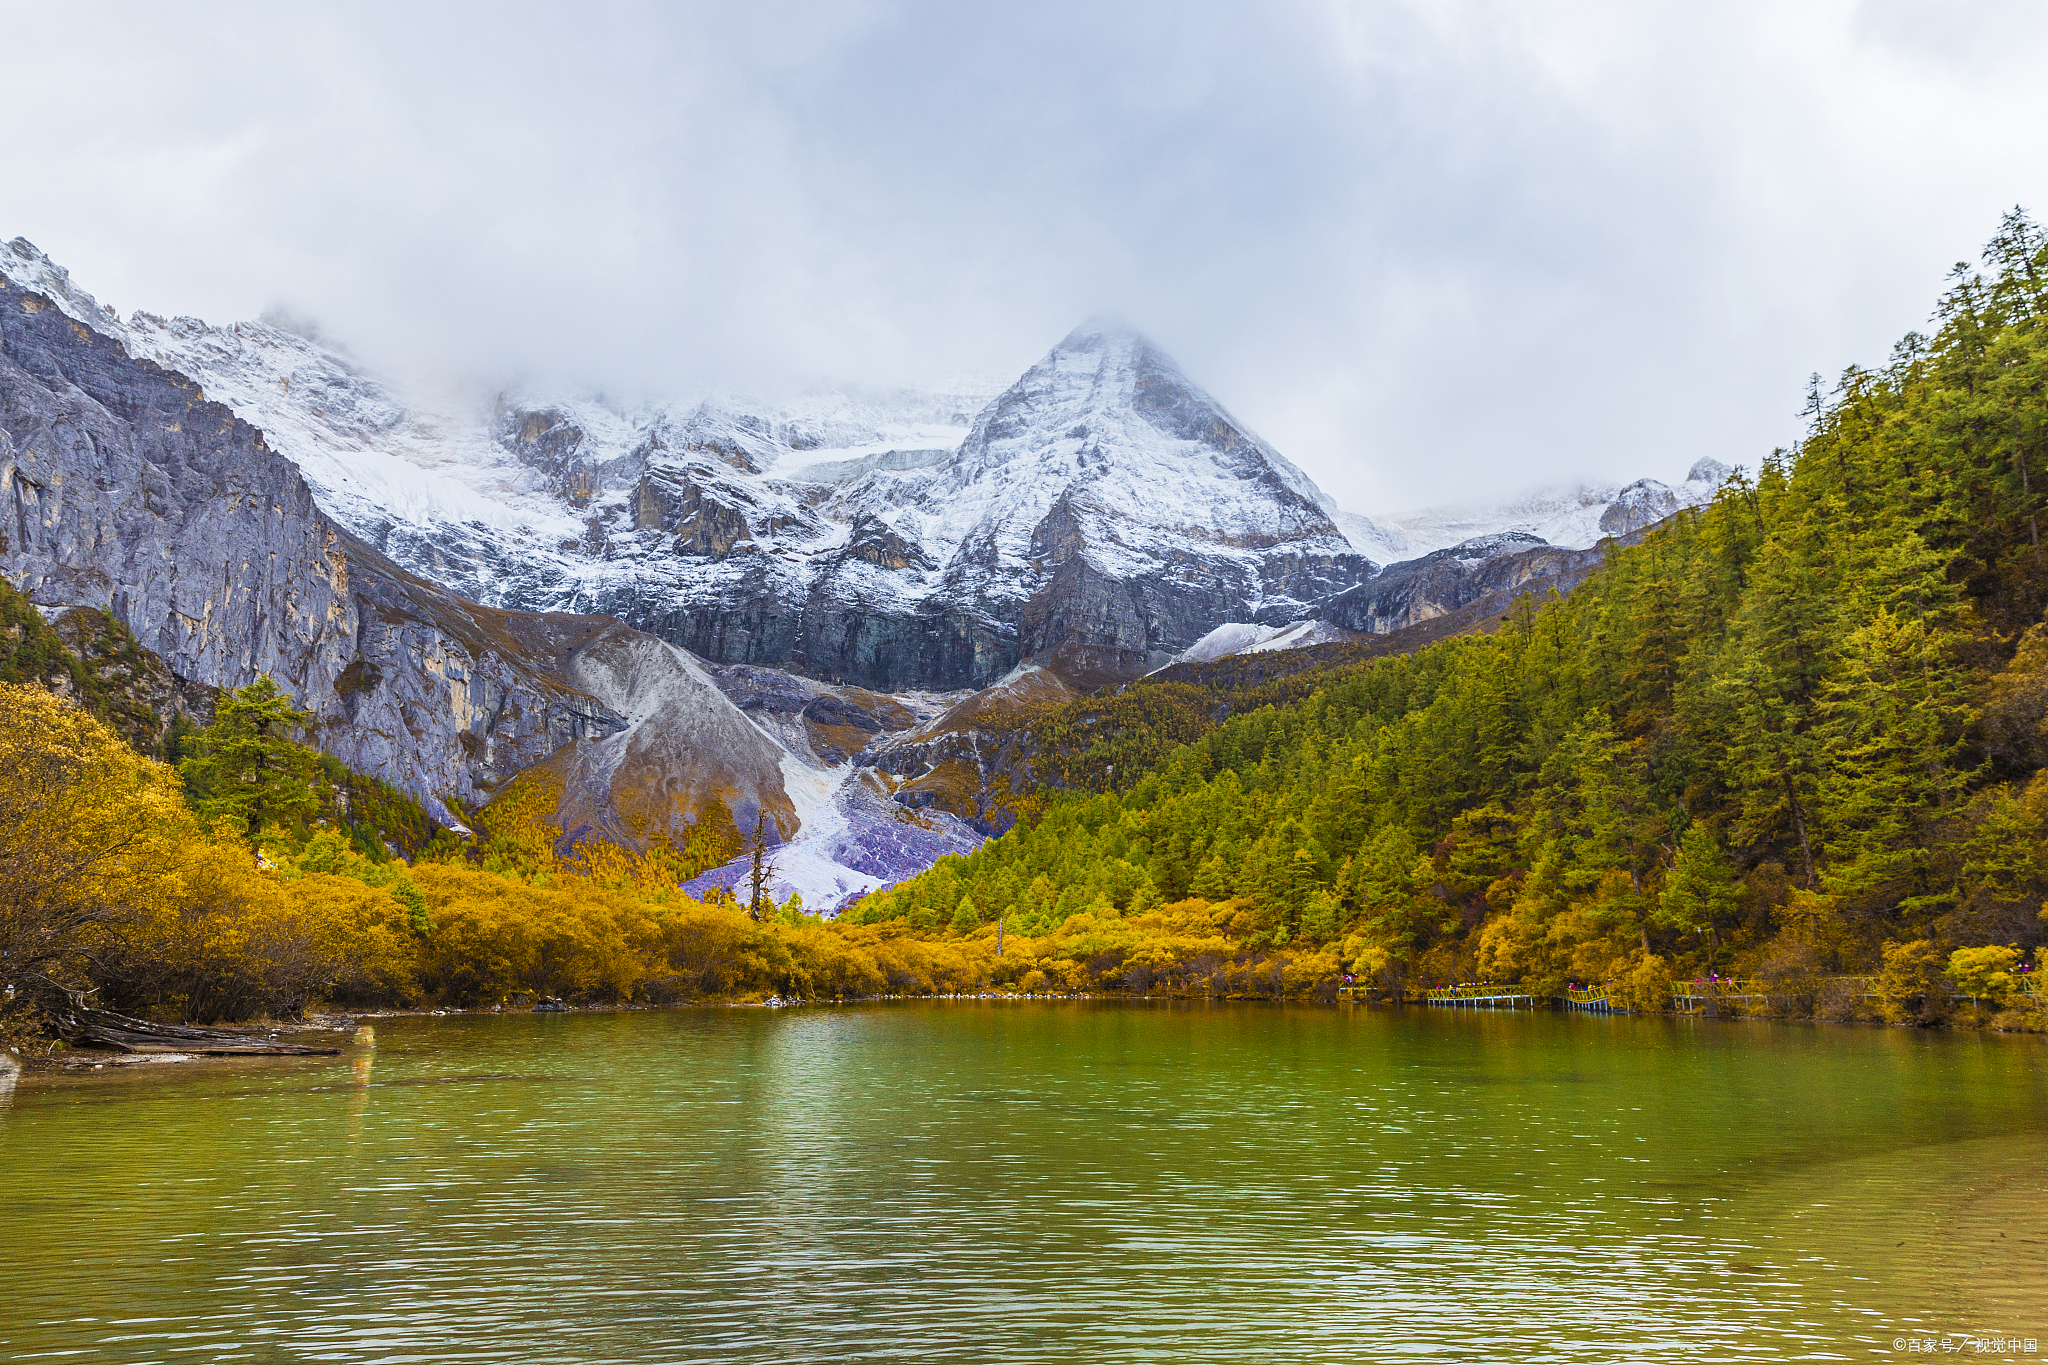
[0,236,1727,910]
[0,258,991,910]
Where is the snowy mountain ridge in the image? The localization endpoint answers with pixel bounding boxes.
[1,236,1724,693]
[1334,459,1731,562]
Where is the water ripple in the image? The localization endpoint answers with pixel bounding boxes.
[2,1003,2042,1362]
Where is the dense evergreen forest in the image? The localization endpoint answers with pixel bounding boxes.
[848,212,2048,1025]
[6,215,2048,1048]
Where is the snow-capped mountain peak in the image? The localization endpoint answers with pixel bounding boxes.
[930,321,1345,568]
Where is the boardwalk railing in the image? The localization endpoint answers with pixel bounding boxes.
[1563,985,1614,1012]
[1670,977,1768,1011]
[1421,984,1536,1008]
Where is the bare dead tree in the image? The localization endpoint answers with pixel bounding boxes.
[744,813,779,922]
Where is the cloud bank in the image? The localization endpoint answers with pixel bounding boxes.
[3,0,2046,511]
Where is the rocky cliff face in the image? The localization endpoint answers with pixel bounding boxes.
[1318,532,1617,635]
[0,268,803,836]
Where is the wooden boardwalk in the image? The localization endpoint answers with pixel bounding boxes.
[1384,971,2046,1016]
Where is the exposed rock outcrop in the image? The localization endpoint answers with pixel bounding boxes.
[502,405,604,508]
[1598,478,1681,536]
[525,625,799,843]
[858,664,1080,835]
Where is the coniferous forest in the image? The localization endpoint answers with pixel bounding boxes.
[8,215,2048,1042]
[847,211,2048,1025]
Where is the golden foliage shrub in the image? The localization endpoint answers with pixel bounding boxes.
[1874,939,1955,1024]
[406,866,994,1006]
[115,849,419,1021]
[0,683,426,1027]
[411,864,652,1005]
[0,682,191,1013]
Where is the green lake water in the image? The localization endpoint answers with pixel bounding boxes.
[1,1002,2043,1363]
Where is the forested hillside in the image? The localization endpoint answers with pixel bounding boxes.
[849,213,2048,1023]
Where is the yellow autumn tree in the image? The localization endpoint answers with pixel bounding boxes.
[0,682,191,1029]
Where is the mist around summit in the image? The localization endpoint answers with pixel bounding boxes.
[7,3,2048,515]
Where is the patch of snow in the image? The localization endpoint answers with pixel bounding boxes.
[1169,618,1360,667]
[1242,620,1356,653]
[765,757,889,911]
[684,758,983,915]
[1175,622,1274,665]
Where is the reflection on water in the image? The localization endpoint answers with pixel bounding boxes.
[347,1024,374,1137]
[0,1004,2042,1363]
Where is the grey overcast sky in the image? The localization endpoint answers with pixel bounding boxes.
[2,1,2046,511]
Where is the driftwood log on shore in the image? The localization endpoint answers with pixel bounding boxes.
[56,1004,342,1056]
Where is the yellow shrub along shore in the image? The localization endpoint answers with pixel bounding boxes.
[3,677,2041,1050]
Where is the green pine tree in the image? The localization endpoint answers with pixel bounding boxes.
[949,896,981,936]
[1655,825,1741,963]
[179,677,321,838]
